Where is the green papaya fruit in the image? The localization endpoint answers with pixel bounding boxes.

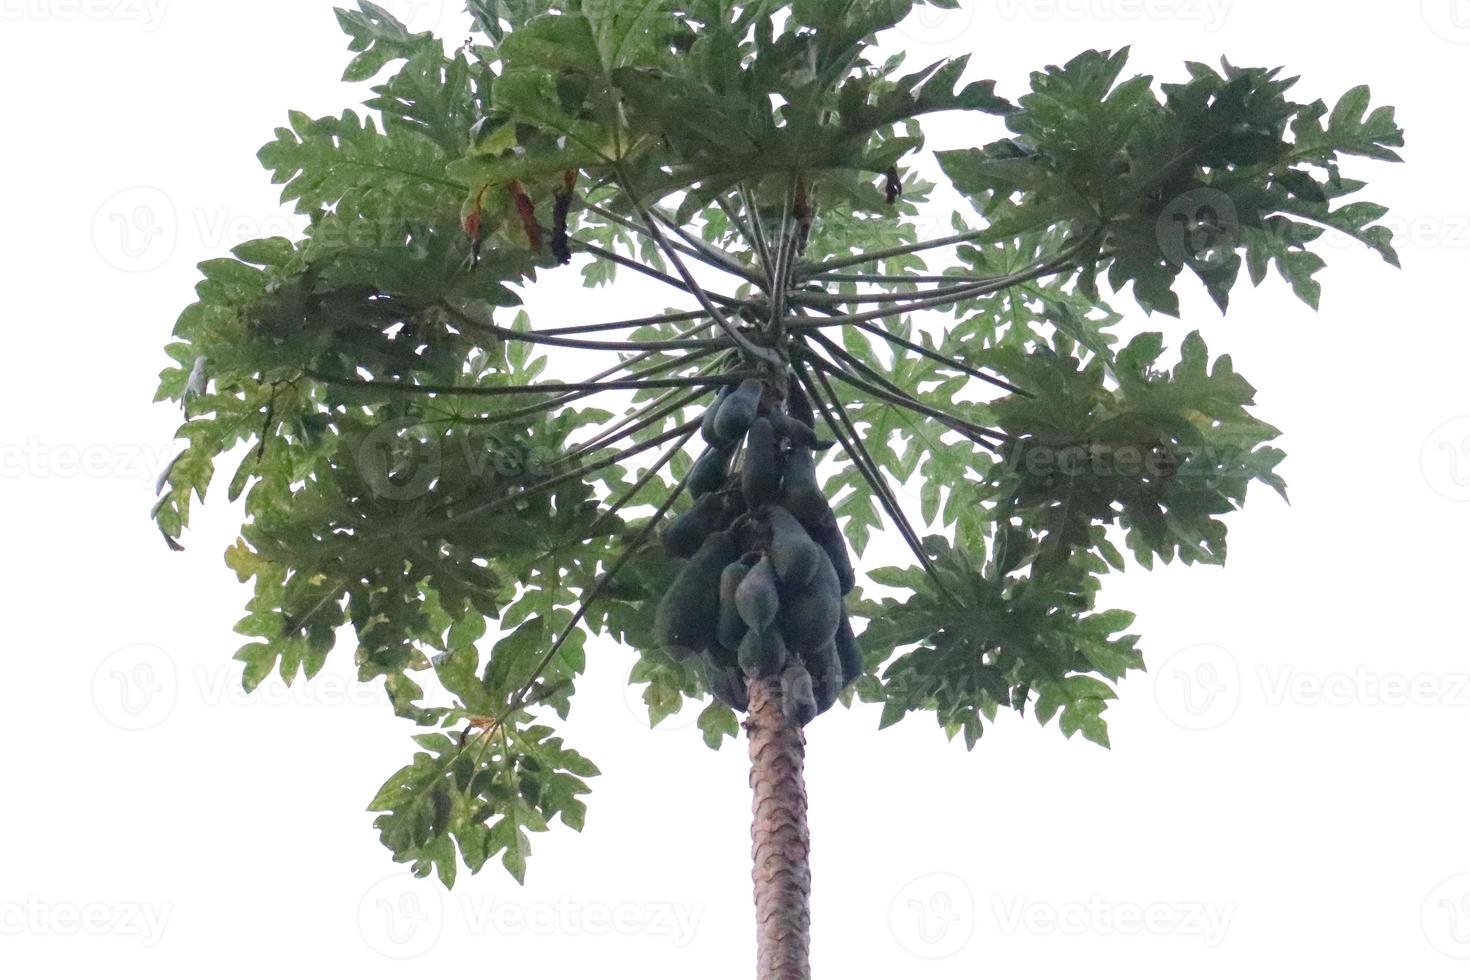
[805,637,840,714]
[772,413,834,451]
[810,648,840,716]
[786,383,816,431]
[732,518,762,556]
[654,530,738,659]
[781,447,830,528]
[781,662,818,726]
[742,416,781,508]
[799,618,842,717]
[717,558,753,650]
[737,626,788,679]
[702,654,749,712]
[689,443,734,499]
[707,634,739,671]
[777,549,841,651]
[807,515,856,595]
[766,506,821,587]
[701,386,733,445]
[734,554,779,630]
[660,491,727,559]
[805,637,840,683]
[835,610,863,688]
[713,378,762,443]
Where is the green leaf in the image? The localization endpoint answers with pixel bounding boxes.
[863,541,1142,747]
[698,702,739,749]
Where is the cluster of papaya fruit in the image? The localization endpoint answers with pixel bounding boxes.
[654,376,863,725]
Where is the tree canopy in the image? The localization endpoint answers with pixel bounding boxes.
[153,0,1401,887]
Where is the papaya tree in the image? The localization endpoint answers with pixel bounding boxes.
[152,2,1404,976]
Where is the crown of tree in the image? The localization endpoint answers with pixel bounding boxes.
[153,3,1402,975]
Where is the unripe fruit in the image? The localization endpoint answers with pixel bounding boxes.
[654,530,738,660]
[781,662,818,726]
[735,555,780,631]
[742,416,781,508]
[689,444,734,499]
[713,378,762,443]
[717,558,753,650]
[781,447,829,528]
[660,491,727,559]
[701,386,733,446]
[786,383,816,431]
[702,655,749,712]
[835,610,863,688]
[738,626,788,679]
[707,634,739,671]
[806,515,855,595]
[804,638,842,717]
[772,413,832,451]
[766,506,821,587]
[777,550,841,652]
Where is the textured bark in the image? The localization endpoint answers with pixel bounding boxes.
[746,676,811,979]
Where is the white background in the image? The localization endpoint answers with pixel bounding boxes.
[2,1,1468,976]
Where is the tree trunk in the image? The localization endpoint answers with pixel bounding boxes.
[745,676,811,979]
